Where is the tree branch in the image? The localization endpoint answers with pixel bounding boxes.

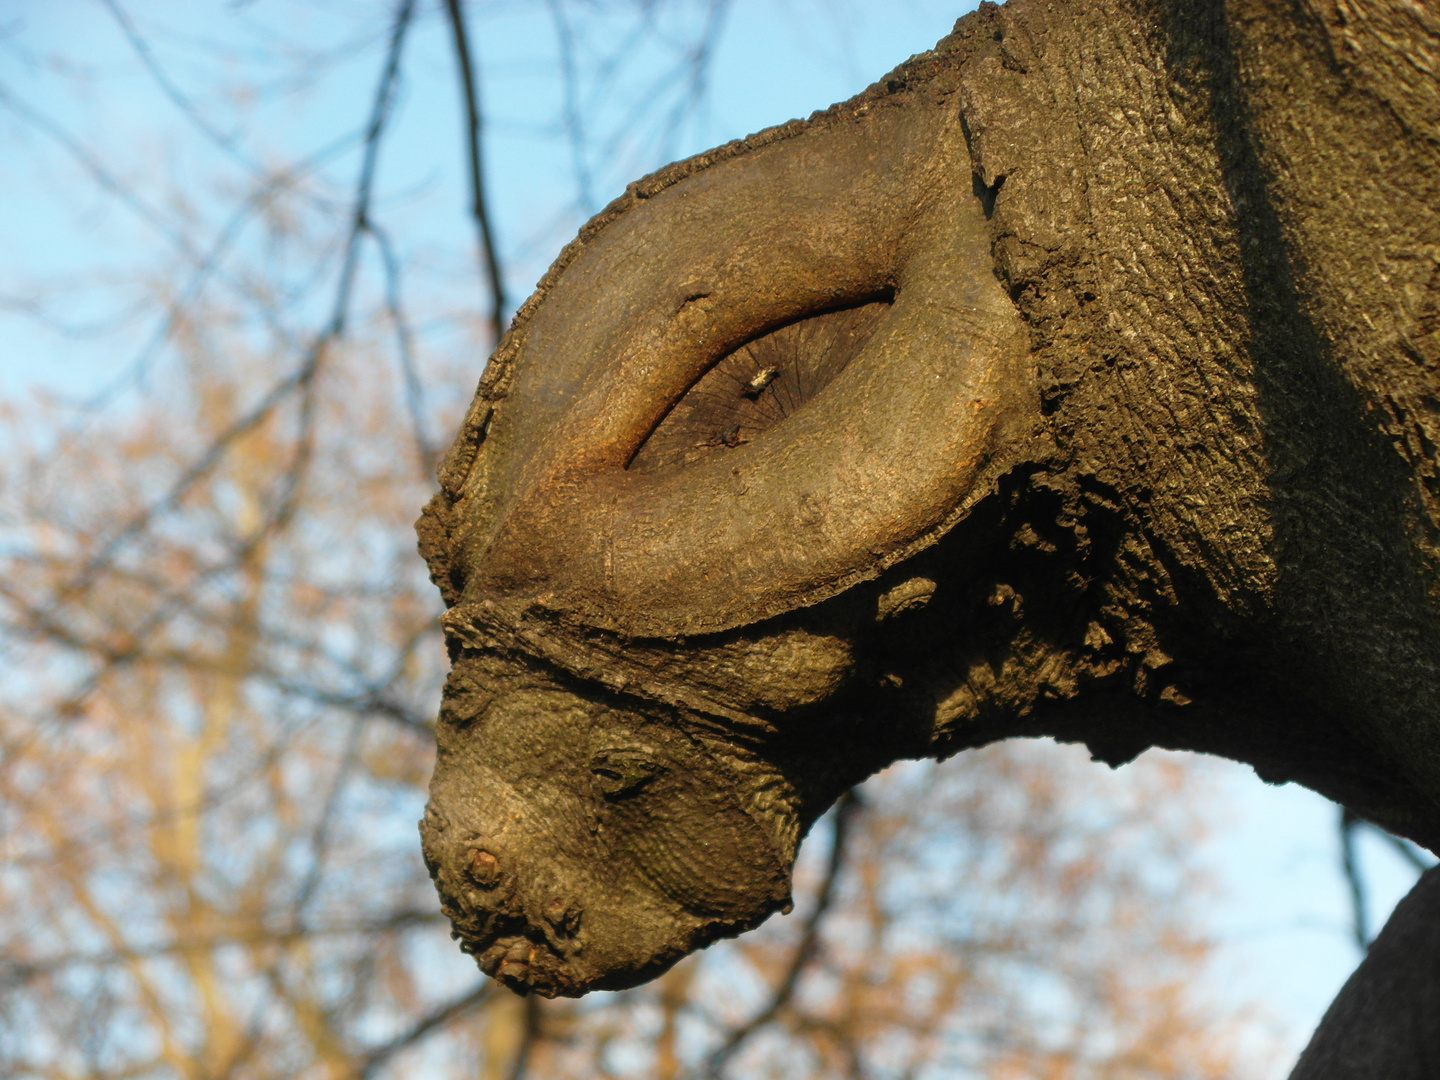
[98,0,254,168]
[1377,826,1436,874]
[0,911,446,990]
[443,0,507,346]
[365,218,437,476]
[37,0,417,614]
[0,81,195,257]
[547,0,596,216]
[657,0,732,161]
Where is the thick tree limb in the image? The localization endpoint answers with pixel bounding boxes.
[1289,866,1440,1080]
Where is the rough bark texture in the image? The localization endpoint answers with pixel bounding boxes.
[415,0,1440,1062]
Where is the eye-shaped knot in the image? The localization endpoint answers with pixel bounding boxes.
[590,748,663,799]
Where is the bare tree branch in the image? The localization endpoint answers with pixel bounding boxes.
[547,0,596,216]
[291,715,368,923]
[0,911,446,990]
[366,218,437,476]
[77,129,365,414]
[35,0,417,614]
[0,81,195,256]
[657,0,733,162]
[0,571,437,736]
[329,0,414,341]
[1377,826,1436,873]
[443,0,507,346]
[1340,804,1437,958]
[98,0,254,168]
[508,994,541,1080]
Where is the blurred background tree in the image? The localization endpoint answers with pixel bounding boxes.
[0,2,1426,1077]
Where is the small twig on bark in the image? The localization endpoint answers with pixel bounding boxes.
[443,0,507,346]
[701,789,860,1078]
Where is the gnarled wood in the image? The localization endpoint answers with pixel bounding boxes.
[416,7,1440,1060]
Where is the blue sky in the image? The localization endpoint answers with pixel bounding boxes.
[0,0,971,399]
[1,1,1431,1071]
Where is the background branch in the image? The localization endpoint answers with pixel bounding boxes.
[444,0,507,346]
[37,0,416,613]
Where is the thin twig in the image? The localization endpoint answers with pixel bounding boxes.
[443,0,507,345]
[0,911,445,988]
[656,0,732,162]
[99,0,255,168]
[291,714,368,922]
[365,219,437,475]
[701,789,860,1079]
[39,0,417,610]
[570,3,729,191]
[328,0,414,341]
[77,128,365,415]
[1377,827,1436,873]
[1,566,437,737]
[547,0,596,216]
[0,81,196,258]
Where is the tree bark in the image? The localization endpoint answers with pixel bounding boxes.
[416,0,1440,1008]
[1290,866,1440,1080]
